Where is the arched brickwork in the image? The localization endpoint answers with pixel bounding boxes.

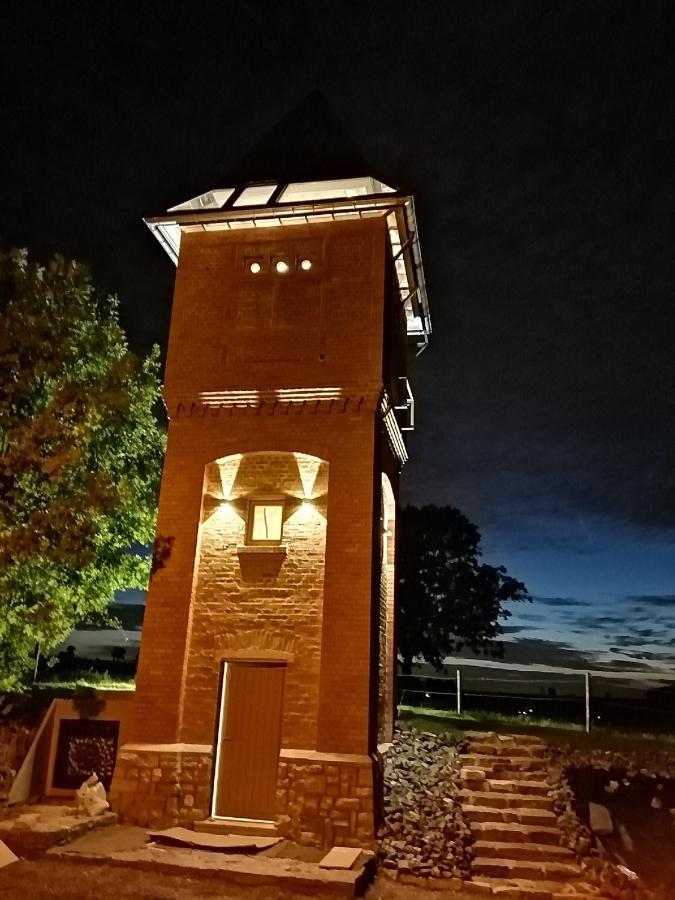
[178,450,329,750]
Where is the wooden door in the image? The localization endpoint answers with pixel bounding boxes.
[213,662,285,821]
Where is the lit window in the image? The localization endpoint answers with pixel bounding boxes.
[168,188,234,212]
[299,258,312,271]
[248,501,284,544]
[278,177,395,203]
[275,259,289,274]
[233,184,277,207]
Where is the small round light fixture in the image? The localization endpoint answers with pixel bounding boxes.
[300,258,312,271]
[275,259,289,274]
[249,261,262,274]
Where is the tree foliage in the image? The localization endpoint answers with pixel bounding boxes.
[397,504,531,674]
[0,249,165,687]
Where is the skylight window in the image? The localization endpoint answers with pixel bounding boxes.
[233,184,277,207]
[168,188,234,212]
[278,177,396,203]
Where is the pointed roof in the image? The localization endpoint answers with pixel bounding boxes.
[144,92,430,351]
[221,90,375,187]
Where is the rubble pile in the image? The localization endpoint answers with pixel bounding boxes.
[378,726,472,881]
[548,752,653,900]
[550,744,675,780]
[547,762,593,862]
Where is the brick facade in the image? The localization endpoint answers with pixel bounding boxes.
[112,216,404,846]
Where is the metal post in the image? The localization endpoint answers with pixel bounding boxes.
[32,643,41,682]
[585,671,591,733]
[456,668,462,716]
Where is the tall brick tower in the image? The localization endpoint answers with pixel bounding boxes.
[110,104,431,848]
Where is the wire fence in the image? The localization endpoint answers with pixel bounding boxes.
[398,657,675,734]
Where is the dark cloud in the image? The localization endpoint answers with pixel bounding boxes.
[501,638,595,670]
[532,596,590,608]
[569,615,627,631]
[625,595,675,609]
[500,624,538,635]
[609,649,675,664]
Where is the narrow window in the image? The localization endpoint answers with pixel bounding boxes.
[247,500,284,544]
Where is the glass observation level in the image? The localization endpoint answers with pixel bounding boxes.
[145,176,432,354]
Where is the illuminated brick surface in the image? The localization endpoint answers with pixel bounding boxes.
[112,217,400,846]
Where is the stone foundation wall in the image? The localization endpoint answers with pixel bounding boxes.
[276,750,378,849]
[111,743,379,848]
[109,743,212,829]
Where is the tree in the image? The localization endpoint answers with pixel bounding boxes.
[397,505,531,674]
[0,249,165,688]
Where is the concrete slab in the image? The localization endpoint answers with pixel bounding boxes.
[148,826,281,853]
[0,839,18,869]
[51,825,148,855]
[319,846,363,870]
[0,804,117,857]
[48,830,375,897]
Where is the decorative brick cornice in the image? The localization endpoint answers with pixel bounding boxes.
[168,387,385,419]
[171,397,371,418]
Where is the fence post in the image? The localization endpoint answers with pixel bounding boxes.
[585,671,591,733]
[456,668,462,716]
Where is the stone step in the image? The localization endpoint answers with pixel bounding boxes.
[460,754,548,773]
[473,841,574,862]
[464,805,557,826]
[472,878,553,899]
[551,891,603,899]
[469,742,548,758]
[478,878,598,899]
[464,732,547,746]
[486,779,551,796]
[471,822,563,845]
[473,857,582,882]
[459,789,554,811]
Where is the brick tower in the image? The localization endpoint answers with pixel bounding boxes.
[110,107,431,848]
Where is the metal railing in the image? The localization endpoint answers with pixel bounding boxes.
[398,657,675,734]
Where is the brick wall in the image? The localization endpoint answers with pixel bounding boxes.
[180,450,328,749]
[118,214,402,843]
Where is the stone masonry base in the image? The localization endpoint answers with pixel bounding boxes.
[276,749,378,849]
[110,744,379,849]
[109,744,213,829]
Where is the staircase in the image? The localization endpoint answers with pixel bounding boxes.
[459,732,600,899]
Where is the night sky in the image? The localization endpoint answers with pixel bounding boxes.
[2,2,674,675]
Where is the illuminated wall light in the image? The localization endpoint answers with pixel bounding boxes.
[217,454,243,501]
[299,258,312,271]
[249,261,262,274]
[294,452,323,499]
[275,259,289,274]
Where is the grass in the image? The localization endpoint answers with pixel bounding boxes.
[398,704,675,753]
[33,670,135,692]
